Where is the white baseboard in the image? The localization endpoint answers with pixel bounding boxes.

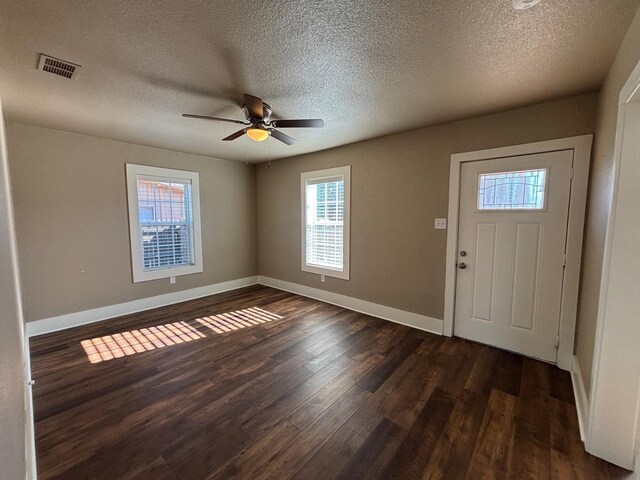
[23,332,36,480]
[258,276,444,336]
[26,274,445,339]
[26,276,259,337]
[571,355,589,442]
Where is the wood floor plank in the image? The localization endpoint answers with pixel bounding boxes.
[270,312,353,362]
[252,384,372,480]
[383,336,446,429]
[464,345,499,397]
[292,425,365,480]
[465,389,518,479]
[240,354,354,433]
[382,388,456,480]
[356,334,425,393]
[287,352,384,430]
[206,419,301,480]
[508,359,552,479]
[435,339,483,398]
[29,285,627,480]
[492,349,524,397]
[335,417,406,480]
[549,397,582,480]
[549,366,576,405]
[303,322,379,373]
[346,336,445,437]
[304,313,367,356]
[343,321,407,361]
[422,389,489,479]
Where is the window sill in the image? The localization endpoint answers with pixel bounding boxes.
[132,264,203,283]
[302,264,350,280]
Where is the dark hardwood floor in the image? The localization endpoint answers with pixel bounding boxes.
[30,285,627,479]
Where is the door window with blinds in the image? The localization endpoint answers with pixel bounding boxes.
[126,164,203,282]
[301,166,351,280]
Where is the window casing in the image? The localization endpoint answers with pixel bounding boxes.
[126,164,203,283]
[301,166,351,279]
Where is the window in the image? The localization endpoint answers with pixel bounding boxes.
[126,164,203,282]
[477,168,547,210]
[301,166,351,279]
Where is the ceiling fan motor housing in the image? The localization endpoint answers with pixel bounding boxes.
[183,93,323,145]
[244,103,272,123]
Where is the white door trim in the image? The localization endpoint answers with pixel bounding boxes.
[444,135,593,371]
[586,57,640,469]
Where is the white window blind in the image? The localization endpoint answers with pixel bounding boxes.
[305,179,344,269]
[126,164,203,283]
[301,166,350,280]
[137,178,194,270]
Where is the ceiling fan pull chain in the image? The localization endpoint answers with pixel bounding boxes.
[268,140,272,169]
[244,135,249,166]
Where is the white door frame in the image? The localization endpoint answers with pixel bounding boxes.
[586,58,640,470]
[0,99,36,478]
[443,135,593,371]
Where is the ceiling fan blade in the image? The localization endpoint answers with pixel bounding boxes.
[183,114,248,125]
[222,129,247,141]
[244,94,264,119]
[271,119,324,128]
[270,129,297,145]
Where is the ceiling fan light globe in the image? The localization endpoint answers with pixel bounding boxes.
[246,128,269,142]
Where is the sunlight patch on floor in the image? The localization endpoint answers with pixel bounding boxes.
[196,307,283,334]
[80,307,283,363]
[80,321,205,363]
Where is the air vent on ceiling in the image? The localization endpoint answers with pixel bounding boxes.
[37,54,81,79]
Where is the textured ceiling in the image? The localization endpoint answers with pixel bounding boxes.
[0,0,638,163]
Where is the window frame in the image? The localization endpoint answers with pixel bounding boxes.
[300,165,351,280]
[126,164,203,283]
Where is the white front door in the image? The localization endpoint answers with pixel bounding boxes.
[454,150,573,362]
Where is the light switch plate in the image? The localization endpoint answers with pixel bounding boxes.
[434,218,447,230]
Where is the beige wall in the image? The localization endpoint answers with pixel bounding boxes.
[575,8,640,399]
[0,106,27,479]
[7,124,258,322]
[256,93,597,320]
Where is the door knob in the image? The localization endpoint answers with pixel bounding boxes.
[458,262,467,269]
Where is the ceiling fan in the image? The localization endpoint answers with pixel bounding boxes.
[182,94,324,145]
